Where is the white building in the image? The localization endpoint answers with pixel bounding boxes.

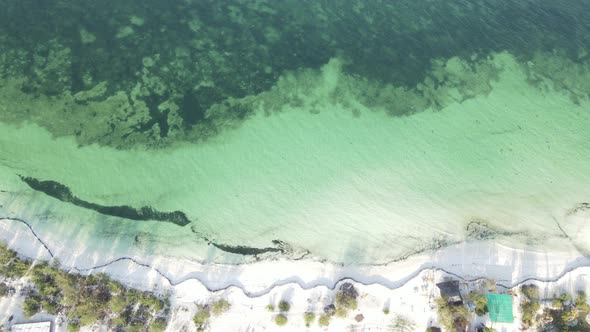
[11,322,51,332]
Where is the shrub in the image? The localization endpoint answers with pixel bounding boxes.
[551,299,563,309]
[126,289,142,303]
[520,300,540,327]
[521,285,539,300]
[336,291,358,310]
[466,292,488,316]
[108,296,127,313]
[278,300,290,312]
[335,306,348,317]
[435,297,470,332]
[390,314,416,331]
[193,305,211,331]
[275,314,288,326]
[383,308,390,314]
[318,314,331,327]
[140,294,165,312]
[77,308,100,326]
[66,321,80,332]
[149,318,167,332]
[112,316,126,327]
[560,308,577,322]
[211,299,231,315]
[41,299,58,315]
[0,283,9,297]
[266,304,275,311]
[128,324,144,332]
[0,243,14,265]
[575,291,590,311]
[107,279,125,294]
[0,244,31,278]
[23,296,41,318]
[303,312,315,327]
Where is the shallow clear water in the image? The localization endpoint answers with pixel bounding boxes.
[0,1,589,264]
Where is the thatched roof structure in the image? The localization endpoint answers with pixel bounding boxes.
[436,280,463,304]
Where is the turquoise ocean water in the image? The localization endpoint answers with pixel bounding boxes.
[0,1,589,264]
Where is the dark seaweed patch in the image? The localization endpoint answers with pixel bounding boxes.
[465,220,522,240]
[210,242,283,256]
[20,176,191,226]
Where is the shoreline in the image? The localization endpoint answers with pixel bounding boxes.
[1,215,588,294]
[2,215,590,331]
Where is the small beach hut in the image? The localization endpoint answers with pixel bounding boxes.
[436,280,463,304]
[486,293,514,323]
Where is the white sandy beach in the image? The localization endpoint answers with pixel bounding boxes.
[2,214,590,331]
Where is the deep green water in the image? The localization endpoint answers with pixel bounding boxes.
[0,1,589,263]
[1,0,590,147]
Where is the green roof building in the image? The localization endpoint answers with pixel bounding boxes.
[486,293,514,323]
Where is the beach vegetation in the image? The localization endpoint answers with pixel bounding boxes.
[389,314,416,331]
[336,289,358,310]
[0,242,170,330]
[383,308,390,314]
[66,321,80,332]
[278,300,291,312]
[266,304,275,311]
[324,303,336,316]
[466,292,488,316]
[0,243,31,278]
[192,298,230,331]
[552,298,563,309]
[23,296,41,318]
[521,284,539,300]
[112,316,126,327]
[335,306,348,317]
[41,299,58,314]
[541,291,590,331]
[483,279,497,292]
[560,308,578,322]
[519,285,543,329]
[435,296,470,332]
[318,314,331,327]
[108,296,127,313]
[149,318,167,332]
[0,282,9,297]
[520,299,540,328]
[274,313,288,326]
[193,304,211,331]
[333,283,359,318]
[303,312,315,327]
[575,291,590,311]
[211,298,231,315]
[140,293,166,311]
